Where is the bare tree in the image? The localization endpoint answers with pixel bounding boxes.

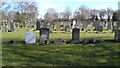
[74,5,91,21]
[99,9,107,21]
[63,6,72,19]
[107,7,113,21]
[44,8,58,20]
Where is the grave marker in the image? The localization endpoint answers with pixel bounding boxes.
[115,30,120,41]
[0,22,2,31]
[25,32,36,44]
[36,21,40,30]
[65,25,71,33]
[97,25,103,32]
[112,25,118,32]
[39,28,49,44]
[10,22,15,32]
[72,28,80,40]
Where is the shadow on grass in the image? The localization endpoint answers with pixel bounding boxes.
[2,42,119,66]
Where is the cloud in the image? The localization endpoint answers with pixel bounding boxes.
[40,0,120,2]
[34,0,118,18]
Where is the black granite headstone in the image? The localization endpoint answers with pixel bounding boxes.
[39,28,49,44]
[72,28,80,40]
[36,21,40,30]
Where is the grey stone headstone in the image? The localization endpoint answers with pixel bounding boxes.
[10,22,15,32]
[49,24,54,32]
[5,22,8,32]
[72,28,80,40]
[115,30,120,41]
[107,22,112,30]
[0,22,2,31]
[39,28,49,44]
[25,32,36,44]
[82,21,88,30]
[113,25,118,32]
[94,21,100,30]
[36,21,40,30]
[65,25,71,33]
[97,25,103,32]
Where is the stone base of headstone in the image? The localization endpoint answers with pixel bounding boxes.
[115,30,120,41]
[70,40,82,44]
[53,38,66,44]
[83,39,98,44]
[39,40,49,45]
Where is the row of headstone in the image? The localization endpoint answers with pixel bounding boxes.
[25,27,120,44]
[36,20,118,33]
[36,21,72,32]
[25,28,80,44]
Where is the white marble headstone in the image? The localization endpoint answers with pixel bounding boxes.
[25,32,36,44]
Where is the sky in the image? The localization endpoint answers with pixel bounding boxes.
[34,0,119,18]
[1,0,120,18]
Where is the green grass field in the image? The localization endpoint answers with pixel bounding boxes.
[1,27,120,66]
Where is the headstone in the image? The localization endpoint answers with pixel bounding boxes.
[72,28,80,40]
[74,20,81,29]
[107,21,112,30]
[25,32,36,44]
[10,22,15,32]
[97,25,103,32]
[65,25,71,33]
[42,21,48,28]
[82,21,88,31]
[63,22,68,30]
[112,25,118,32]
[55,22,61,31]
[36,21,40,30]
[48,24,54,32]
[5,22,8,32]
[39,28,49,44]
[115,30,120,41]
[0,22,2,32]
[94,21,100,30]
[54,38,66,44]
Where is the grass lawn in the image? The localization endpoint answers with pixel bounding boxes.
[1,27,120,66]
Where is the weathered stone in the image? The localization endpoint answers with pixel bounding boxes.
[25,32,36,44]
[36,21,40,30]
[10,22,15,32]
[97,25,103,32]
[107,21,112,30]
[72,28,80,40]
[112,25,118,32]
[39,28,49,44]
[65,25,71,33]
[54,38,66,44]
[115,30,120,41]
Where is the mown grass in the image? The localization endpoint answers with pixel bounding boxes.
[1,27,120,66]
